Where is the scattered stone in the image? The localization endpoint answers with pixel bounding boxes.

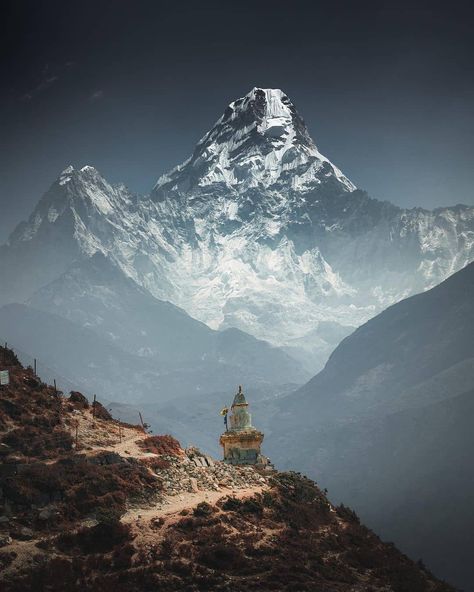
[38,506,57,521]
[0,535,12,547]
[151,517,165,529]
[15,527,34,541]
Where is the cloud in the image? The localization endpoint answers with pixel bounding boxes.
[21,74,59,101]
[19,62,76,102]
[89,90,105,102]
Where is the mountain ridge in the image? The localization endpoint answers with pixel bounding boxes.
[1,87,473,374]
[268,260,474,590]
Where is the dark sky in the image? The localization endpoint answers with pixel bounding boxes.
[1,0,474,242]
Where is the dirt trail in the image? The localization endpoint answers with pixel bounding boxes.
[124,485,266,525]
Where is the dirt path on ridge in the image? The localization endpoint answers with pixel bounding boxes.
[123,485,266,526]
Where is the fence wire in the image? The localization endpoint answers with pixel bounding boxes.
[0,337,89,398]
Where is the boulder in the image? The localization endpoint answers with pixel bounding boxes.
[38,506,57,521]
[15,527,34,541]
[189,478,199,493]
[0,535,12,547]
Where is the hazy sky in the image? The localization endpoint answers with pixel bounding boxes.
[1,0,473,242]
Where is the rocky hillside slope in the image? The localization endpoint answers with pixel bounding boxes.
[269,261,474,590]
[0,347,454,592]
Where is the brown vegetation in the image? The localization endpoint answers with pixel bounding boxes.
[3,453,159,529]
[0,347,456,592]
[136,434,182,456]
[4,471,454,592]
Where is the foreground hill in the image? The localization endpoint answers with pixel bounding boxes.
[0,347,453,591]
[270,261,474,590]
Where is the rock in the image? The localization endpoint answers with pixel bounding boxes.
[0,535,12,547]
[38,506,57,521]
[16,527,34,540]
[38,510,49,521]
[0,516,10,524]
[88,452,124,466]
[189,478,199,493]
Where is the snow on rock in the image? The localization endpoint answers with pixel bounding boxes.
[4,88,474,372]
[154,87,355,196]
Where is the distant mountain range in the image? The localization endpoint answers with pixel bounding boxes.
[269,261,474,591]
[1,88,473,374]
[0,254,305,403]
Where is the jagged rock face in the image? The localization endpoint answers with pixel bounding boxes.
[153,87,355,198]
[2,88,474,371]
[150,88,474,369]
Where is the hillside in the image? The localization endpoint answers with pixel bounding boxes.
[291,260,474,420]
[0,347,454,592]
[0,255,307,403]
[269,261,474,590]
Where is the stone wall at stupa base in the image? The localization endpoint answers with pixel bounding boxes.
[219,429,268,466]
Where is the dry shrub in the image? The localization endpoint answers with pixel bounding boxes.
[69,391,89,408]
[3,453,158,524]
[3,425,72,458]
[222,496,241,511]
[136,434,182,456]
[198,542,244,570]
[193,501,213,517]
[92,401,112,420]
[56,521,132,554]
[0,551,17,570]
[140,456,170,470]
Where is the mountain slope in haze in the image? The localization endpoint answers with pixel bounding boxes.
[269,261,474,591]
[0,165,137,307]
[290,260,474,421]
[0,255,307,404]
[0,346,455,592]
[28,252,306,381]
[0,303,165,403]
[1,88,473,372]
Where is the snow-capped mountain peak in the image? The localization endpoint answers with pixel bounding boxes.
[153,87,355,197]
[209,87,314,148]
[2,88,474,376]
[8,165,134,248]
